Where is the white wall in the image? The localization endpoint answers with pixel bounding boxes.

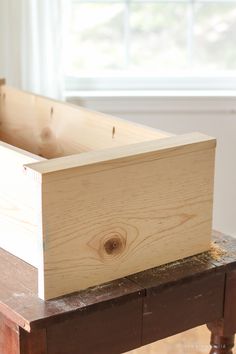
[69,93,236,237]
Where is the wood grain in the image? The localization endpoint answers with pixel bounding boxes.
[0,243,142,332]
[1,232,235,354]
[207,320,235,354]
[0,141,44,268]
[46,292,143,354]
[26,131,216,176]
[141,271,225,344]
[222,270,236,335]
[0,230,234,354]
[0,315,20,354]
[0,85,171,159]
[20,328,47,354]
[0,82,216,300]
[28,134,216,300]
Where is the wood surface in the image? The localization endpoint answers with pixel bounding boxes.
[19,328,47,354]
[44,271,224,354]
[26,133,216,299]
[0,85,171,159]
[207,320,235,354]
[128,232,229,344]
[0,231,230,332]
[0,80,230,353]
[0,141,44,268]
[0,315,47,354]
[139,271,225,344]
[0,81,216,300]
[0,315,20,354]
[222,270,236,335]
[0,243,142,332]
[0,232,235,354]
[25,130,215,175]
[46,292,143,354]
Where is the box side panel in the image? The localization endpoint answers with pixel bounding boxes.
[0,142,43,268]
[26,131,215,176]
[0,85,172,159]
[40,137,216,300]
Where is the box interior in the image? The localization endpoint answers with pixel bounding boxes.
[0,85,172,160]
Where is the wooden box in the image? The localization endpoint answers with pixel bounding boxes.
[0,79,216,300]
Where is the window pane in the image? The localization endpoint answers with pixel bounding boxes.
[66,3,125,74]
[66,0,236,83]
[130,3,189,72]
[194,3,236,71]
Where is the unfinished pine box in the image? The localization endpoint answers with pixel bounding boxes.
[0,79,216,300]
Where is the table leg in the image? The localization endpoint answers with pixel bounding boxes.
[19,327,47,354]
[207,320,235,354]
[0,314,20,354]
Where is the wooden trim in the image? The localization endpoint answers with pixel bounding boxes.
[25,132,216,178]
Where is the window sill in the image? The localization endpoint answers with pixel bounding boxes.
[65,90,236,114]
[65,89,236,98]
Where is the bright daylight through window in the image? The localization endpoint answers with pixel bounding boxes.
[64,0,236,90]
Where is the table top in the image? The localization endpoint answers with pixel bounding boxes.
[0,230,235,333]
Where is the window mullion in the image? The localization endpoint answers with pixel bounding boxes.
[187,0,194,68]
[124,0,131,69]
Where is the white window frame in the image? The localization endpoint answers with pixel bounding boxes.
[65,0,236,92]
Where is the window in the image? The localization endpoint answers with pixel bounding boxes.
[64,0,236,91]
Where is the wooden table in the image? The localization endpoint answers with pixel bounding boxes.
[0,231,236,354]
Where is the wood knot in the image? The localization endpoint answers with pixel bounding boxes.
[87,224,134,262]
[40,127,52,141]
[104,237,124,256]
[100,231,127,260]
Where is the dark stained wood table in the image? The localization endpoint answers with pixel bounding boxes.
[0,231,236,354]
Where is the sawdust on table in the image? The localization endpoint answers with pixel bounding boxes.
[144,241,227,276]
[207,241,227,261]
